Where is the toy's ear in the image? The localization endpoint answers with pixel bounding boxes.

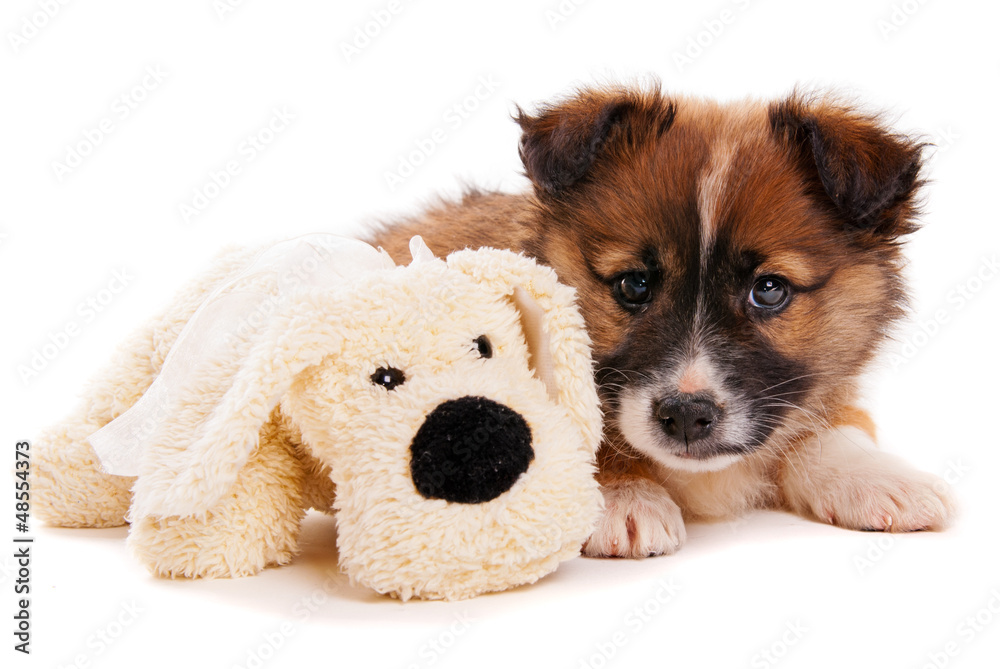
[126,300,341,520]
[88,234,396,519]
[511,286,559,401]
[446,249,602,447]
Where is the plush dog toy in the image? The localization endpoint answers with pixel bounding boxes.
[32,235,603,600]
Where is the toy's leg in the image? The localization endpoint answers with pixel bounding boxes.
[128,431,307,578]
[31,326,162,528]
[299,448,337,513]
[32,412,136,528]
[32,246,267,529]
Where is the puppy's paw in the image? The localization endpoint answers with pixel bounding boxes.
[802,467,956,532]
[583,478,686,558]
[782,426,957,533]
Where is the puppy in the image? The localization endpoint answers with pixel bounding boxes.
[368,84,955,558]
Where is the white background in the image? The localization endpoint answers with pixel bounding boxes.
[3,1,999,667]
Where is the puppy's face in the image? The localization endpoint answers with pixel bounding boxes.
[517,87,923,472]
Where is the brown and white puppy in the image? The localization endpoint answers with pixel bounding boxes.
[368,84,955,558]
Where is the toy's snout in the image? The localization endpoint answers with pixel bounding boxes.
[409,396,534,504]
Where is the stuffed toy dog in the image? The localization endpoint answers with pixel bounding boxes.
[32,235,603,600]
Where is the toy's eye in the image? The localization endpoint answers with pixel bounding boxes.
[749,276,790,310]
[371,366,405,391]
[473,335,493,359]
[613,270,653,309]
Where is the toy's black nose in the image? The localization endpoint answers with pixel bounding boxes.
[410,396,534,504]
[655,395,721,443]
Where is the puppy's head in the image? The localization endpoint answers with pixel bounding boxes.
[516,84,923,472]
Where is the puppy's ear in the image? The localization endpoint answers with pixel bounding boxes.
[516,84,675,197]
[770,93,925,239]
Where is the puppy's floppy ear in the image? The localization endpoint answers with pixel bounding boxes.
[516,83,675,197]
[446,249,603,451]
[770,92,925,239]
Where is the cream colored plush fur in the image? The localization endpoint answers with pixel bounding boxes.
[32,237,604,600]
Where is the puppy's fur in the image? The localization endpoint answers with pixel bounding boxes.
[369,84,955,558]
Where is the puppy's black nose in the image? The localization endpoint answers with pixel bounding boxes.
[410,396,534,504]
[655,395,721,443]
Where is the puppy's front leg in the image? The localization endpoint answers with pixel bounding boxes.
[780,425,955,532]
[583,447,686,558]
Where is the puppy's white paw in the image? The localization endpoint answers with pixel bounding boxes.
[583,478,686,558]
[782,426,957,533]
[805,467,956,532]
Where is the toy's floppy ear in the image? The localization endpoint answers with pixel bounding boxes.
[511,286,559,401]
[88,235,396,519]
[446,249,602,446]
[127,303,339,519]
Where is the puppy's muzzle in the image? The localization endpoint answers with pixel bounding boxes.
[655,395,722,444]
[409,396,534,504]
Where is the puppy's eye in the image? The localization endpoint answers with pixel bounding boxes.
[750,277,790,310]
[473,335,493,359]
[371,366,406,391]
[613,270,653,309]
